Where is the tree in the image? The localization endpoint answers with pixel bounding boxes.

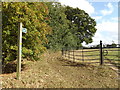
[2,2,51,64]
[45,2,77,50]
[44,3,97,50]
[65,6,97,45]
[111,41,117,47]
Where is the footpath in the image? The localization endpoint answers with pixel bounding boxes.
[1,51,119,88]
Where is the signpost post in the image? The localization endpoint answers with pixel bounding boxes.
[17,22,27,80]
[17,22,22,80]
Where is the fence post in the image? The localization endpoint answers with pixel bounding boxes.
[62,48,63,56]
[100,40,103,65]
[73,49,74,62]
[82,47,84,61]
[65,49,66,57]
[17,22,22,80]
[69,50,70,59]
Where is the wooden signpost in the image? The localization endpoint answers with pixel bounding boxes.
[17,22,27,80]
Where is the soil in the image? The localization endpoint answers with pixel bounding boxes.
[1,51,119,88]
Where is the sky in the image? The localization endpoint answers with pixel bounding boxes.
[58,0,119,46]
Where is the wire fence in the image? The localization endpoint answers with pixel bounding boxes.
[62,41,120,67]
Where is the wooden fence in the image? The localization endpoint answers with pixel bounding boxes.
[62,41,120,66]
[62,48,100,64]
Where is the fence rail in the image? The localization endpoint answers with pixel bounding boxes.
[62,41,120,66]
[62,48,100,64]
[62,50,100,61]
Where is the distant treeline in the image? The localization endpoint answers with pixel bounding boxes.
[83,43,120,49]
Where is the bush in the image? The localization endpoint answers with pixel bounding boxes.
[2,2,51,64]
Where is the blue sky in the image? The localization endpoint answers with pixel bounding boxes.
[59,0,118,46]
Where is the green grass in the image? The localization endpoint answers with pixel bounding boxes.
[103,48,119,59]
[103,48,120,67]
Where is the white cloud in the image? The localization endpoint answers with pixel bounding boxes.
[85,31,118,46]
[93,20,118,44]
[111,17,118,21]
[58,0,95,15]
[96,20,118,33]
[92,16,102,20]
[101,3,114,16]
[83,20,118,46]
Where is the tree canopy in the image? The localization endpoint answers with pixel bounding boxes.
[45,2,75,50]
[45,3,97,50]
[65,6,97,45]
[2,2,97,64]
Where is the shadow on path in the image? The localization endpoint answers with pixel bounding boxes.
[57,57,93,68]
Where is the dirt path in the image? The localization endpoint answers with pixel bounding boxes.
[1,51,119,88]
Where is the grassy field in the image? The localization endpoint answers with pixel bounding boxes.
[1,51,119,88]
[103,48,120,67]
[63,48,120,67]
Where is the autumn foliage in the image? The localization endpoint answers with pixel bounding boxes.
[2,2,51,63]
[2,2,97,64]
